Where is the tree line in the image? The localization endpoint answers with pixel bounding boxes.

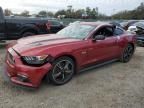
[4,2,144,20]
[4,5,108,19]
[112,2,144,19]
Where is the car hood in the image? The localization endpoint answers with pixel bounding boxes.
[10,34,80,55]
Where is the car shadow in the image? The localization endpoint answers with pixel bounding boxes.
[1,60,120,93]
[76,60,120,77]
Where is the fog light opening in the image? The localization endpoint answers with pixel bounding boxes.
[17,74,29,82]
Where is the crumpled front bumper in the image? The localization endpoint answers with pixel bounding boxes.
[4,50,52,88]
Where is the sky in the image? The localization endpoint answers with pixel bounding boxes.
[0,0,143,15]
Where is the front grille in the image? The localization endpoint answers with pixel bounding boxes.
[7,52,15,64]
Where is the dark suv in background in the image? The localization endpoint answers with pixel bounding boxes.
[0,7,65,40]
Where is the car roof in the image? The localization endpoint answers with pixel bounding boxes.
[79,21,113,27]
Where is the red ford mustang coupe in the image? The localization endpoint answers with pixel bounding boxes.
[5,22,136,87]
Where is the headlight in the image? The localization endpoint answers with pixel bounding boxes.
[22,55,53,66]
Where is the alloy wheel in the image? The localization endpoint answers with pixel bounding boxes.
[52,59,74,84]
[123,44,134,62]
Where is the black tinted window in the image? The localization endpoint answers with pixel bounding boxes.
[114,28,124,35]
[51,21,60,26]
[95,27,113,37]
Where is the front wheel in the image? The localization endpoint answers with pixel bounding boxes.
[120,44,134,63]
[48,57,75,85]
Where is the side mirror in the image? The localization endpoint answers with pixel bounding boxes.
[92,35,105,41]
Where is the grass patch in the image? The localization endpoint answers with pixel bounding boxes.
[0,44,6,49]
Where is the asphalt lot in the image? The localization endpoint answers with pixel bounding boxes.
[0,46,144,108]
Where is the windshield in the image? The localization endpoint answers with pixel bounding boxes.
[57,24,95,39]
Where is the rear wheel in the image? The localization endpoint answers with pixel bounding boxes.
[120,44,134,63]
[48,57,75,85]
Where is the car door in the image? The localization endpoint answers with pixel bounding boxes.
[0,7,5,39]
[87,26,119,65]
[0,20,5,39]
[5,19,21,39]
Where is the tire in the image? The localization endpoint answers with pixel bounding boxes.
[48,56,75,85]
[22,32,36,37]
[120,44,134,63]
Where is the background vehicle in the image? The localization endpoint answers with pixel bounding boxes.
[5,22,136,87]
[127,21,144,46]
[109,21,123,28]
[0,7,65,40]
[121,20,138,30]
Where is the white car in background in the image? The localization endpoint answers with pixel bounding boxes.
[127,26,137,35]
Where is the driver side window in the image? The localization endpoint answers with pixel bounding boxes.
[93,26,114,38]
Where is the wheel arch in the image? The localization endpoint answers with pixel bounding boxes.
[21,28,38,35]
[42,54,78,84]
[128,42,135,49]
[20,24,39,35]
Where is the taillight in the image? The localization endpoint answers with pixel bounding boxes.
[46,21,51,30]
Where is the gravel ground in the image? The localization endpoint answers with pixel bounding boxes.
[0,47,144,108]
